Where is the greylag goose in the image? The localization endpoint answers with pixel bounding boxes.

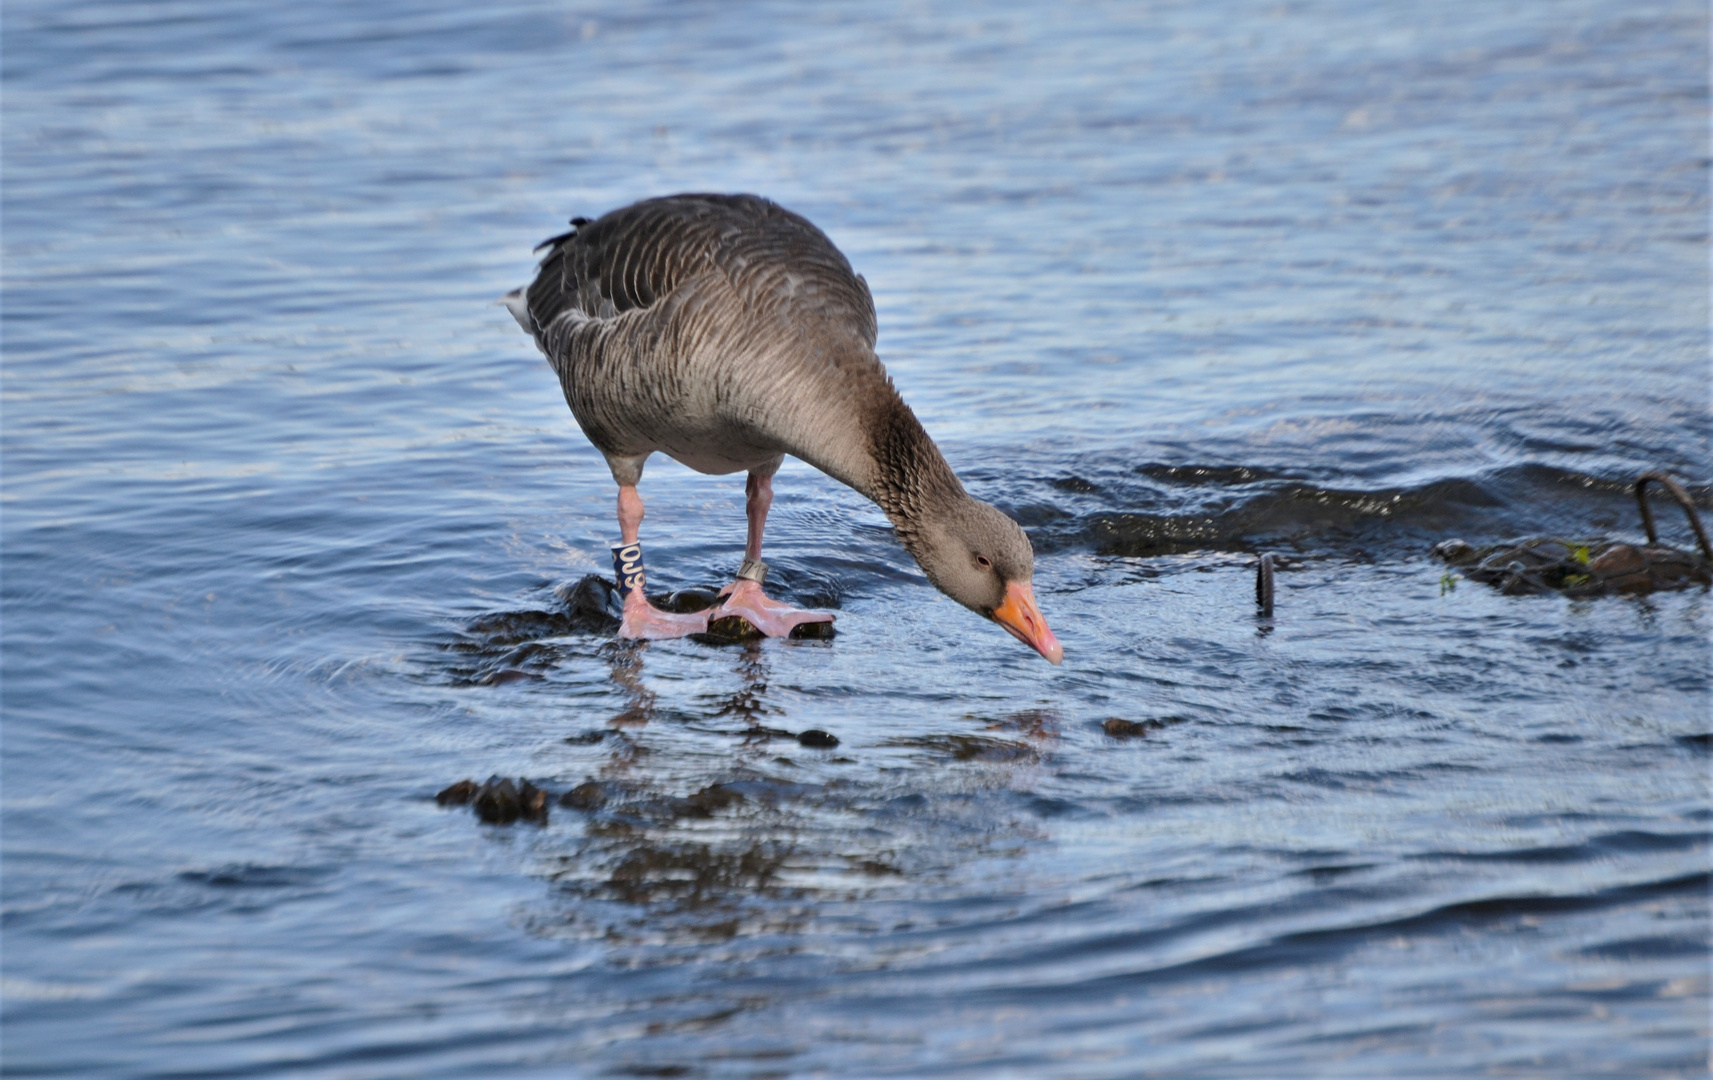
[504,193,1062,664]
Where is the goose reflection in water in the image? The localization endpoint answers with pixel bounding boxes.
[445,588,1058,940]
[523,642,1058,945]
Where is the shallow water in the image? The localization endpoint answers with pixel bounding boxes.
[3,1,1708,1076]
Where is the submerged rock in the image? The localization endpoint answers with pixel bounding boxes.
[1102,718,1168,738]
[436,779,479,805]
[559,781,608,811]
[656,588,724,614]
[797,729,840,749]
[477,777,549,825]
[438,776,549,825]
[1434,537,1710,596]
[1436,472,1713,597]
[697,615,837,644]
[478,668,538,686]
[701,614,765,642]
[678,783,745,817]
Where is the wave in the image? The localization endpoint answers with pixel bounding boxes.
[1013,462,1710,561]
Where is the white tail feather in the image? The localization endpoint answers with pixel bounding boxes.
[499,288,532,332]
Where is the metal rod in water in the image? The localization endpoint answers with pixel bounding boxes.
[1256,553,1275,617]
[1634,471,1712,561]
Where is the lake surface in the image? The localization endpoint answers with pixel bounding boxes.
[3,1,1708,1076]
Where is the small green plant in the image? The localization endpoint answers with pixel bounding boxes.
[1571,544,1591,565]
[1439,571,1457,595]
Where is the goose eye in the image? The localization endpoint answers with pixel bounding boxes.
[975,555,993,569]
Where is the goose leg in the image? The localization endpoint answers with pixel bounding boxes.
[713,472,836,636]
[614,484,712,640]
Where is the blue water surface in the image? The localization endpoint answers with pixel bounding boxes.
[3,1,1708,1076]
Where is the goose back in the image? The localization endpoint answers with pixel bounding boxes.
[519,194,903,487]
[527,194,877,349]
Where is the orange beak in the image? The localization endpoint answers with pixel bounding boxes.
[991,580,1063,665]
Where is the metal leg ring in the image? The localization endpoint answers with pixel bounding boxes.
[736,557,769,585]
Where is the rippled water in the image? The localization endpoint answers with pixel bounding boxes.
[4,1,1708,1076]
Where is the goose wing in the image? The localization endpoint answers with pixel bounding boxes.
[518,194,877,356]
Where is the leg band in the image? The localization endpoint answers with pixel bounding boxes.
[736,557,768,585]
[611,541,645,597]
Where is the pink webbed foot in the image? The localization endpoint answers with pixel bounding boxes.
[712,578,835,638]
[618,587,712,640]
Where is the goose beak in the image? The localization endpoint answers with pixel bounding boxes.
[992,580,1063,665]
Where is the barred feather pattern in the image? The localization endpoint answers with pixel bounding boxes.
[518,194,964,544]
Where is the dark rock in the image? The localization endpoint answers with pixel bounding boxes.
[436,779,478,805]
[472,776,548,826]
[563,730,608,745]
[463,610,577,646]
[466,575,622,645]
[1431,539,1476,564]
[797,729,840,749]
[1103,718,1166,738]
[702,615,764,642]
[614,784,747,824]
[883,733,1033,761]
[472,777,521,824]
[1437,537,1710,596]
[1049,475,1101,494]
[517,781,548,824]
[478,668,537,686]
[1587,543,1645,578]
[695,614,835,643]
[1496,560,1546,595]
[560,781,607,811]
[680,783,745,817]
[556,574,623,629]
[1596,570,1655,593]
[1631,548,1711,590]
[656,588,723,614]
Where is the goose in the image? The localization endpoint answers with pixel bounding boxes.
[504,193,1062,664]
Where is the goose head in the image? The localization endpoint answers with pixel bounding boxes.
[906,495,1063,664]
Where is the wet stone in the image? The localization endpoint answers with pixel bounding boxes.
[559,781,608,811]
[556,574,624,627]
[478,668,537,686]
[436,779,478,805]
[884,733,1033,762]
[693,614,834,643]
[465,575,624,645]
[1587,543,1645,578]
[797,729,840,749]
[1431,539,1477,564]
[1103,718,1167,738]
[1049,475,1102,494]
[656,588,723,614]
[471,776,548,826]
[701,615,764,643]
[1434,537,1711,596]
[679,783,745,817]
[463,609,579,646]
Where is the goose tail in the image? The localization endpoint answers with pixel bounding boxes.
[499,287,532,333]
